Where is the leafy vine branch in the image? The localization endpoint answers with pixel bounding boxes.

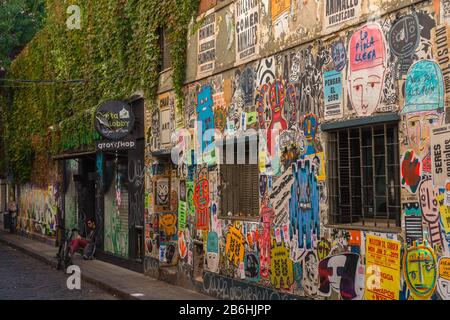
[1,0,200,184]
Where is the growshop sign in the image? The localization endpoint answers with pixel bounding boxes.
[94,100,135,140]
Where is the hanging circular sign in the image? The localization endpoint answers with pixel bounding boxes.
[94,100,135,140]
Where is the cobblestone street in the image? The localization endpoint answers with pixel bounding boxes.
[0,243,117,300]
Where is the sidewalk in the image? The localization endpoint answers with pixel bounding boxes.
[0,230,213,300]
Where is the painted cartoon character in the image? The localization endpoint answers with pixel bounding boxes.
[196,85,215,155]
[348,23,387,117]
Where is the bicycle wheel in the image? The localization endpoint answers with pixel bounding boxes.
[63,242,72,271]
[56,244,64,270]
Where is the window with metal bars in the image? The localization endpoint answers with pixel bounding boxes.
[327,122,401,229]
[218,136,259,220]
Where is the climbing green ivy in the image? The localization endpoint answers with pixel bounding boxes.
[2,0,200,184]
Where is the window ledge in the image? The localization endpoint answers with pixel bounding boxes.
[218,215,260,222]
[325,223,402,234]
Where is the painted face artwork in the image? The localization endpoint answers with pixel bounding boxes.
[403,242,437,300]
[419,179,440,224]
[156,180,169,205]
[405,111,443,157]
[348,23,387,117]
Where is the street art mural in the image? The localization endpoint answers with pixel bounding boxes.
[138,2,450,300]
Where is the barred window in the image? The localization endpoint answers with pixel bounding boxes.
[327,122,401,229]
[218,136,259,219]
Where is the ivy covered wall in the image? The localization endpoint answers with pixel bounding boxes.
[2,0,200,184]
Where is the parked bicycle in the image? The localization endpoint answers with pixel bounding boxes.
[56,227,79,271]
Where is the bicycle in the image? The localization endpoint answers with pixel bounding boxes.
[56,227,79,271]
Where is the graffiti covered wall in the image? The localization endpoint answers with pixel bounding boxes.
[146,0,450,300]
[17,184,58,238]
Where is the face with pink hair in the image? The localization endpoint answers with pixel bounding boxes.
[348,23,387,117]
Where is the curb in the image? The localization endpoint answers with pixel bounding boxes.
[0,235,139,300]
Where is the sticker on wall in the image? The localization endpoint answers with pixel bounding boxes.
[365,235,401,300]
[431,124,450,187]
[270,239,294,290]
[438,190,450,237]
[403,202,424,245]
[244,252,260,282]
[205,231,219,273]
[225,225,245,267]
[438,257,450,300]
[441,0,450,24]
[159,213,177,239]
[194,167,210,230]
[155,178,170,211]
[401,150,422,194]
[331,39,346,72]
[389,14,419,76]
[178,201,186,231]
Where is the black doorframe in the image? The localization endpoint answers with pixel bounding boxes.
[127,97,145,261]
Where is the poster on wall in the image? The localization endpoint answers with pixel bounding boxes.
[323,0,361,31]
[271,0,290,38]
[365,235,401,300]
[431,124,450,188]
[159,92,172,148]
[235,0,259,64]
[198,10,216,77]
[323,70,343,120]
[441,0,450,24]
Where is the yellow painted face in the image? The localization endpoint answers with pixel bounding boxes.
[404,244,437,299]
